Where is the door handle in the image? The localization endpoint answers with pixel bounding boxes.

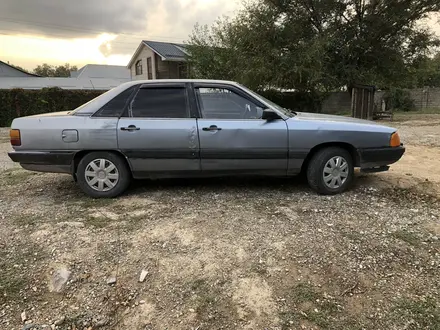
[202,125,222,131]
[120,125,140,131]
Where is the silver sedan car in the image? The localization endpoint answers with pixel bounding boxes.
[8,79,405,198]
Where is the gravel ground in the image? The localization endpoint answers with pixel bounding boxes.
[0,116,440,330]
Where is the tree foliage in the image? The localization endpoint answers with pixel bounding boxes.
[187,0,440,93]
[33,63,78,77]
[411,53,440,87]
[8,63,31,74]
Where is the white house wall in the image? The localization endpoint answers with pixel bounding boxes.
[130,45,156,80]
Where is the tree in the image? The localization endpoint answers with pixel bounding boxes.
[8,63,30,73]
[33,63,78,77]
[411,53,440,87]
[188,0,440,96]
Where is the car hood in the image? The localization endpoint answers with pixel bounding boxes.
[290,111,396,133]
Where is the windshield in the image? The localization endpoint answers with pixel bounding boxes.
[238,84,294,117]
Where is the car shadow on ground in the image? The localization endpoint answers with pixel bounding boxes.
[126,174,310,195]
[36,171,384,202]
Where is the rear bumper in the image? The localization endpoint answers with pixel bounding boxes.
[8,151,75,174]
[358,146,405,169]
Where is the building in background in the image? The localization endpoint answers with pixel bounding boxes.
[0,63,130,90]
[0,60,40,78]
[127,40,189,80]
[70,64,130,81]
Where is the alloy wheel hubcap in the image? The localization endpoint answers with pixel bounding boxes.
[85,159,119,192]
[323,156,349,189]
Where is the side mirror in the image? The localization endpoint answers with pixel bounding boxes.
[262,109,282,121]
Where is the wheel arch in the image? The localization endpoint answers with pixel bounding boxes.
[72,150,132,180]
[301,142,360,173]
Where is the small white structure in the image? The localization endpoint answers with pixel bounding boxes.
[70,64,130,81]
[0,77,127,90]
[0,63,130,90]
[0,60,40,78]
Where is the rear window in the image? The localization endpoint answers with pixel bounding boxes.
[93,86,136,117]
[128,87,188,118]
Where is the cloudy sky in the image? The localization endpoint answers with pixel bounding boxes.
[0,0,240,70]
[1,1,439,71]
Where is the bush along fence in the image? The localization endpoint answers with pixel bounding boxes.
[0,88,104,127]
[0,87,328,127]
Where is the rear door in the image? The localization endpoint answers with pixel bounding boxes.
[193,83,288,174]
[117,83,200,177]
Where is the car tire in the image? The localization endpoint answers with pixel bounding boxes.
[76,152,131,198]
[306,147,354,195]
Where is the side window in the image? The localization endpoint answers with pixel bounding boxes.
[196,87,263,119]
[147,57,153,80]
[129,87,188,118]
[135,60,143,75]
[94,86,135,117]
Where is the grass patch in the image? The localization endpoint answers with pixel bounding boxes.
[391,230,420,247]
[0,244,45,304]
[0,264,26,303]
[249,262,268,276]
[12,214,42,227]
[291,283,319,303]
[77,197,115,209]
[395,107,440,115]
[280,283,345,329]
[0,168,40,185]
[187,278,238,326]
[393,111,440,122]
[341,230,363,242]
[83,215,111,228]
[393,297,440,330]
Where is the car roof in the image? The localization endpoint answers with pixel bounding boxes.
[72,79,241,115]
[120,79,239,87]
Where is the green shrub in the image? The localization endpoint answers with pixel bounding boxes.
[259,89,323,113]
[0,88,105,127]
[383,88,416,112]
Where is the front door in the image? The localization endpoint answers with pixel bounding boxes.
[194,84,288,174]
[117,84,200,178]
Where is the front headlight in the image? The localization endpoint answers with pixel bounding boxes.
[390,131,401,147]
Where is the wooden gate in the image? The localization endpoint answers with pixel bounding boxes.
[351,84,375,120]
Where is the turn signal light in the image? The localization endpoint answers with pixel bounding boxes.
[10,129,21,146]
[390,132,400,147]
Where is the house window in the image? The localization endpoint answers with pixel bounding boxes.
[135,60,143,75]
[147,57,153,80]
[178,63,188,79]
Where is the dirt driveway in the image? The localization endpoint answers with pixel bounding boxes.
[0,116,440,330]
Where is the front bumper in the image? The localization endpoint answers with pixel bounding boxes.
[8,151,75,174]
[358,146,405,169]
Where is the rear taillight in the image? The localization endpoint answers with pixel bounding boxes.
[10,129,21,146]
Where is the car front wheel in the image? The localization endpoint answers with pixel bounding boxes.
[76,152,131,198]
[306,147,354,195]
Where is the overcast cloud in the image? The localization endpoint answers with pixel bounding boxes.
[0,0,239,57]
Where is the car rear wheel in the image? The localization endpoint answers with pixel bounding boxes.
[306,147,354,195]
[76,152,131,198]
